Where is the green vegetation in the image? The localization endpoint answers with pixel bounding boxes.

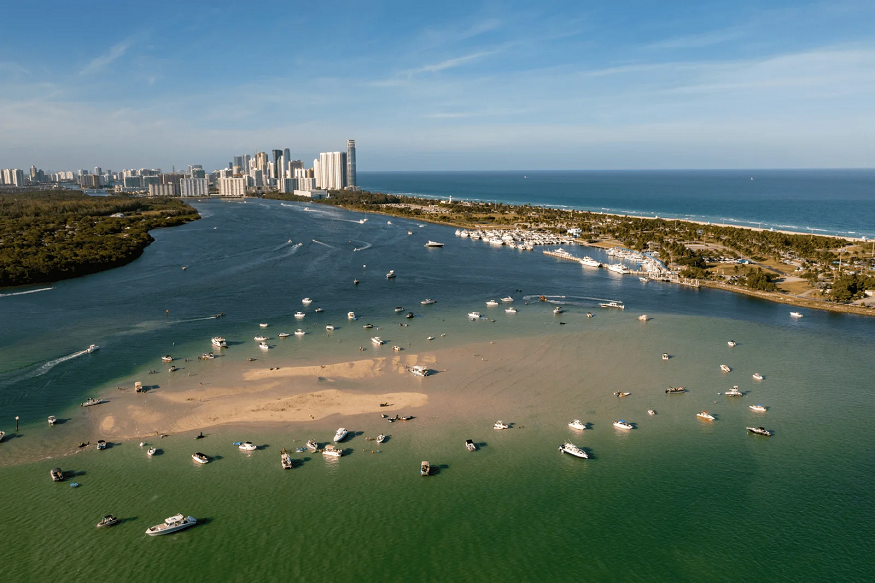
[830,273,875,302]
[0,191,199,287]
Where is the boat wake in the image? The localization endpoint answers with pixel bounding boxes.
[0,346,94,395]
[351,240,373,252]
[523,294,621,306]
[0,287,54,298]
[311,239,335,249]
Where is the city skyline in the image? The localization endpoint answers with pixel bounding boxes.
[1,1,874,170]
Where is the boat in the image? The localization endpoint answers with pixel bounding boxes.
[665,386,686,393]
[80,397,106,407]
[421,299,437,305]
[147,447,156,456]
[638,314,649,321]
[258,342,269,350]
[294,329,305,336]
[305,439,318,451]
[647,409,656,415]
[752,373,764,381]
[386,270,396,279]
[334,428,348,442]
[145,514,197,536]
[411,365,429,377]
[727,340,737,347]
[326,325,335,331]
[614,391,630,397]
[501,297,514,303]
[322,445,342,457]
[420,460,431,476]
[394,307,404,312]
[314,307,324,313]
[639,277,649,283]
[747,426,772,436]
[302,298,312,305]
[493,421,509,430]
[354,279,359,285]
[371,336,384,345]
[96,440,107,450]
[48,415,56,426]
[486,300,499,307]
[580,256,601,268]
[348,312,356,320]
[465,439,477,451]
[86,344,99,353]
[254,335,267,341]
[201,352,214,359]
[468,312,481,319]
[168,365,177,372]
[662,353,669,360]
[211,337,227,348]
[96,515,120,528]
[424,241,444,247]
[294,312,305,319]
[191,453,210,464]
[553,306,564,314]
[281,449,293,469]
[724,386,743,397]
[586,312,593,318]
[599,301,625,309]
[362,323,374,329]
[749,404,768,412]
[790,312,803,318]
[697,411,715,421]
[50,468,64,482]
[558,442,588,458]
[607,263,631,275]
[376,434,386,443]
[720,364,731,373]
[505,307,518,314]
[393,345,402,351]
[613,420,634,430]
[568,419,587,430]
[260,323,269,328]
[406,312,414,319]
[161,355,173,363]
[278,332,290,338]
[426,336,435,341]
[238,441,257,451]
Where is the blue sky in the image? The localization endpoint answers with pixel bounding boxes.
[1,0,874,171]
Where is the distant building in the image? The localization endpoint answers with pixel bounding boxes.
[148,183,180,197]
[296,177,316,191]
[294,190,328,199]
[346,139,356,188]
[271,150,283,179]
[318,151,346,190]
[123,176,143,189]
[180,178,209,197]
[80,175,101,188]
[217,177,246,197]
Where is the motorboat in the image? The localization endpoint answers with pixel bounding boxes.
[161,355,173,363]
[211,337,227,348]
[394,307,404,312]
[86,344,99,353]
[553,306,564,314]
[639,277,649,283]
[362,323,374,329]
[638,314,649,321]
[96,515,120,528]
[376,434,386,443]
[607,263,631,274]
[493,421,509,430]
[305,439,318,451]
[258,342,270,350]
[558,442,588,458]
[326,325,335,331]
[294,312,305,319]
[145,514,197,536]
[406,312,414,319]
[724,386,743,397]
[697,411,715,421]
[613,420,634,430]
[426,336,435,341]
[254,335,267,341]
[749,404,768,412]
[665,386,686,393]
[50,468,64,482]
[294,329,305,336]
[747,426,772,436]
[259,323,269,328]
[348,312,356,320]
[468,312,481,319]
[752,373,764,381]
[281,449,293,469]
[465,439,477,451]
[568,419,587,431]
[647,409,656,415]
[599,301,625,309]
[302,298,312,305]
[48,415,56,426]
[505,307,518,314]
[147,447,157,456]
[580,256,601,268]
[501,297,514,303]
[386,270,396,279]
[424,241,444,247]
[192,452,210,464]
[411,365,429,377]
[421,299,437,305]
[720,364,731,373]
[614,391,630,397]
[278,332,290,338]
[314,307,324,313]
[727,340,737,347]
[168,365,178,372]
[371,336,384,345]
[486,300,499,307]
[420,460,431,475]
[322,445,342,457]
[790,311,803,318]
[334,428,349,442]
[586,312,593,318]
[96,440,107,450]
[393,345,402,351]
[80,397,106,407]
[662,353,669,360]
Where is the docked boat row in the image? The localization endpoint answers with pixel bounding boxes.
[457,227,573,250]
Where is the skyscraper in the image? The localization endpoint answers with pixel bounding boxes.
[318,152,347,190]
[346,140,356,188]
[271,150,283,179]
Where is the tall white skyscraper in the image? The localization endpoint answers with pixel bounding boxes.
[318,152,347,190]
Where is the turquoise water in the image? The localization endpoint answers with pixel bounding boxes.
[1,199,874,581]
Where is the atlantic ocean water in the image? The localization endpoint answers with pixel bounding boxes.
[0,197,873,581]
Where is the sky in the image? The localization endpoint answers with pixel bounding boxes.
[1,0,874,171]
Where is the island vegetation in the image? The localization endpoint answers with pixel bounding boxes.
[0,190,199,287]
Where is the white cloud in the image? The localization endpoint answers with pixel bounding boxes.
[79,33,147,75]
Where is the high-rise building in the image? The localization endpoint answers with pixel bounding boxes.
[318,152,347,190]
[180,178,209,197]
[148,183,180,197]
[346,140,356,188]
[283,148,291,170]
[271,150,283,179]
[256,151,269,173]
[217,177,247,197]
[233,155,244,172]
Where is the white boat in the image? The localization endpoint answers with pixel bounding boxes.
[468,311,481,319]
[393,345,402,351]
[613,420,634,430]
[376,434,386,444]
[294,329,305,336]
[607,263,631,275]
[697,411,715,421]
[278,332,290,338]
[747,426,772,436]
[558,442,588,458]
[168,365,178,372]
[50,467,64,482]
[662,353,669,360]
[211,337,227,348]
[749,404,768,412]
[371,336,384,345]
[96,515,120,528]
[281,449,293,469]
[424,241,444,247]
[259,323,269,328]
[580,256,601,268]
[386,270,396,279]
[258,342,270,350]
[752,373,764,381]
[790,311,803,318]
[460,230,470,238]
[314,307,323,313]
[302,298,312,305]
[305,439,318,451]
[80,397,105,407]
[326,325,335,331]
[465,439,477,451]
[254,335,267,341]
[638,314,649,321]
[86,344,99,353]
[362,323,374,329]
[48,416,56,426]
[147,447,156,456]
[727,340,737,347]
[394,307,404,312]
[421,299,437,305]
[493,421,509,430]
[96,440,107,450]
[501,297,514,303]
[421,460,431,476]
[599,301,625,309]
[720,364,731,373]
[191,452,209,464]
[486,300,499,307]
[724,386,743,397]
[426,336,434,341]
[553,306,564,314]
[647,409,656,415]
[505,307,517,314]
[145,514,197,536]
[411,365,429,377]
[639,277,649,283]
[568,419,587,431]
[322,445,342,457]
[161,355,173,363]
[239,441,257,451]
[294,312,305,319]
[334,428,348,442]
[347,312,356,320]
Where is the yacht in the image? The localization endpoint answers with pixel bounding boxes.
[322,445,342,457]
[501,297,514,303]
[80,397,106,407]
[420,460,431,476]
[505,307,518,314]
[790,311,803,318]
[647,409,656,415]
[161,355,174,363]
[749,404,768,412]
[662,353,669,360]
[424,241,444,247]
[294,329,305,336]
[259,342,269,350]
[211,336,227,348]
[580,256,601,268]
[747,426,772,436]
[145,514,198,536]
[724,386,743,397]
[259,323,269,328]
[568,419,587,431]
[239,441,257,451]
[460,230,470,238]
[347,312,356,320]
[278,332,290,338]
[96,440,107,450]
[558,442,588,458]
[394,307,404,312]
[386,270,396,279]
[48,415,56,426]
[86,344,99,353]
[468,312,481,319]
[191,452,210,464]
[326,325,335,331]
[96,515,120,528]
[486,300,499,307]
[613,420,634,430]
[421,299,437,305]
[599,301,625,309]
[371,336,384,345]
[334,428,349,442]
[147,447,157,456]
[411,365,429,377]
[493,421,509,430]
[305,439,318,451]
[752,373,764,381]
[727,340,737,347]
[294,312,305,319]
[281,449,293,470]
[638,314,650,321]
[254,335,267,341]
[720,364,731,373]
[376,434,386,443]
[607,263,631,275]
[665,386,686,393]
[50,468,64,482]
[697,411,715,421]
[302,298,312,305]
[553,306,564,314]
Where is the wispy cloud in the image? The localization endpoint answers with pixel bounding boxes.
[406,50,500,75]
[648,28,744,50]
[79,33,147,75]
[0,61,30,76]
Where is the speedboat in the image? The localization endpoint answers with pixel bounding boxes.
[662,353,669,360]
[638,314,649,321]
[145,514,197,536]
[80,397,105,407]
[752,373,764,381]
[665,386,686,393]
[427,336,435,341]
[371,336,384,345]
[322,445,342,457]
[326,325,335,331]
[568,420,587,431]
[161,355,173,363]
[505,307,518,314]
[614,391,630,397]
[48,415,56,426]
[411,365,429,377]
[613,420,634,429]
[278,332,290,338]
[50,468,64,482]
[790,311,803,318]
[465,439,477,451]
[647,409,656,415]
[724,386,743,397]
[191,452,210,464]
[294,329,305,336]
[314,307,324,313]
[334,428,348,442]
[486,300,499,307]
[468,312,481,319]
[501,297,514,303]
[639,277,649,283]
[393,345,402,351]
[259,323,269,328]
[599,301,625,309]
[424,241,444,247]
[211,336,227,348]
[347,312,356,320]
[558,442,588,458]
[281,449,293,469]
[386,270,396,279]
[420,460,431,475]
[258,342,270,350]
[493,421,509,430]
[749,404,768,412]
[305,439,318,451]
[147,447,157,456]
[86,344,99,353]
[294,312,305,319]
[586,312,593,318]
[553,306,564,314]
[747,426,772,436]
[727,340,737,347]
[421,299,437,305]
[362,323,374,329]
[254,335,267,341]
[376,434,386,443]
[697,411,715,421]
[96,440,107,450]
[168,365,177,372]
[720,364,731,373]
[394,307,404,312]
[302,298,312,305]
[406,312,414,318]
[96,515,120,528]
[239,441,257,451]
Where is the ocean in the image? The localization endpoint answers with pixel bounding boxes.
[0,196,873,581]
